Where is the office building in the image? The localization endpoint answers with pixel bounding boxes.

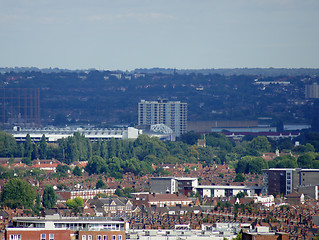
[263,168,319,196]
[138,99,187,137]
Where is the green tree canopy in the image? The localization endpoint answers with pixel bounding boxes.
[0,131,19,157]
[66,197,84,214]
[178,131,202,145]
[0,178,36,209]
[42,185,57,209]
[39,134,47,159]
[249,136,271,154]
[96,179,105,189]
[85,155,107,175]
[234,173,246,182]
[297,152,317,168]
[72,166,82,176]
[236,156,268,174]
[205,133,234,152]
[268,155,298,168]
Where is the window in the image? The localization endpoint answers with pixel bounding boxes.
[103,236,108,240]
[118,235,122,240]
[112,235,116,240]
[10,235,21,240]
[41,234,46,240]
[88,236,93,240]
[82,236,87,240]
[49,234,54,240]
[97,236,102,240]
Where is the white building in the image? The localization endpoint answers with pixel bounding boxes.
[196,185,262,198]
[6,215,127,240]
[151,177,198,195]
[138,99,187,137]
[9,126,141,142]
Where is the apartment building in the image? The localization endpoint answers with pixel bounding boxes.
[138,99,187,137]
[305,82,319,99]
[196,185,262,198]
[6,215,126,240]
[150,177,198,195]
[263,168,319,196]
[56,189,116,202]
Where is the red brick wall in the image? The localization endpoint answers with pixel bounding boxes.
[6,230,72,240]
[242,232,289,240]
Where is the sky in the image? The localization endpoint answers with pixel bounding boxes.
[0,0,319,70]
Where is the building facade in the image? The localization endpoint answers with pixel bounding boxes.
[138,99,187,137]
[263,168,319,196]
[305,83,319,99]
[56,189,116,202]
[6,215,126,240]
[196,185,262,198]
[8,126,141,142]
[150,177,198,195]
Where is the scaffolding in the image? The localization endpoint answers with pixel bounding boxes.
[0,88,40,128]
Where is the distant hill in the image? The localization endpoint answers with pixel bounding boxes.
[2,67,319,77]
[135,68,319,77]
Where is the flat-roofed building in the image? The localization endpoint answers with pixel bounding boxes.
[8,126,141,142]
[263,168,319,196]
[6,215,126,240]
[138,99,187,137]
[196,185,262,198]
[56,189,116,202]
[305,82,319,99]
[150,177,198,195]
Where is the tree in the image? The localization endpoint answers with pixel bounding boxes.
[178,131,201,145]
[249,136,271,154]
[96,179,105,189]
[0,178,36,209]
[66,197,84,214]
[115,187,134,198]
[34,192,41,214]
[0,131,18,157]
[233,232,242,240]
[85,155,107,175]
[24,134,33,160]
[72,166,82,176]
[235,191,247,199]
[39,134,47,159]
[236,156,268,174]
[234,173,246,182]
[42,185,57,209]
[297,152,316,168]
[268,155,298,168]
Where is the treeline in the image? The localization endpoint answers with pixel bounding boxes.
[1,131,319,177]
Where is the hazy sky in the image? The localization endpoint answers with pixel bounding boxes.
[0,0,318,70]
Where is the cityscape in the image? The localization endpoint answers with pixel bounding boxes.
[1,1,319,240]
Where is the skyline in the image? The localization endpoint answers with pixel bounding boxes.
[0,0,319,70]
